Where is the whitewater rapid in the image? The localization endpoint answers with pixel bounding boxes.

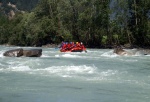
[0,46,150,102]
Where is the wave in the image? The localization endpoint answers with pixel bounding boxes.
[0,64,119,81]
[0,50,5,58]
[101,50,118,58]
[0,62,148,87]
[61,54,81,58]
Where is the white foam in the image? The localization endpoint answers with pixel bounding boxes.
[0,54,3,58]
[62,54,81,58]
[36,65,96,75]
[41,54,49,57]
[0,68,4,71]
[100,70,116,76]
[0,63,129,83]
[55,54,60,57]
[0,64,97,74]
[0,51,5,57]
[8,66,31,72]
[34,65,120,82]
[0,65,31,72]
[86,50,100,53]
[101,50,118,58]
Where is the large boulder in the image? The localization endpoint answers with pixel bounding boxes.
[114,46,150,56]
[113,46,133,56]
[22,49,42,57]
[3,48,23,57]
[3,48,42,57]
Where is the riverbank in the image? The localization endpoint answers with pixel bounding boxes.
[1,43,150,49]
[0,43,59,48]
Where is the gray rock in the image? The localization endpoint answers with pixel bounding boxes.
[113,47,133,55]
[3,48,42,57]
[3,48,23,57]
[22,49,42,57]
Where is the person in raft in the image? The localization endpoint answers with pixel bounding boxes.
[60,42,86,52]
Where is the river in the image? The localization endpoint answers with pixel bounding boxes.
[0,46,150,102]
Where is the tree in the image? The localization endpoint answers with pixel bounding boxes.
[110,0,134,45]
[128,0,150,46]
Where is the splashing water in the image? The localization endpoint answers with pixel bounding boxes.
[0,46,150,102]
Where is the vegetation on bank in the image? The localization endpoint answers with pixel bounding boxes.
[0,0,39,11]
[0,0,150,48]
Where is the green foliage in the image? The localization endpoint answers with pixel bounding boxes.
[0,0,150,48]
[0,0,39,11]
[101,36,108,45]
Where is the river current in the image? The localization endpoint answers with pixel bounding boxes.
[0,46,150,102]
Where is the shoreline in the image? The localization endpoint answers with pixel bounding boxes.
[0,43,150,49]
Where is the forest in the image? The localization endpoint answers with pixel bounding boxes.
[0,0,150,48]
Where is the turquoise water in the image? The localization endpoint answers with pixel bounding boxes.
[0,46,150,102]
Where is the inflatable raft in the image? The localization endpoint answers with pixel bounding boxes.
[60,47,86,52]
[60,42,87,52]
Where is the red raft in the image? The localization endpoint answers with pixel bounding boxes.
[60,42,87,52]
[60,47,86,52]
